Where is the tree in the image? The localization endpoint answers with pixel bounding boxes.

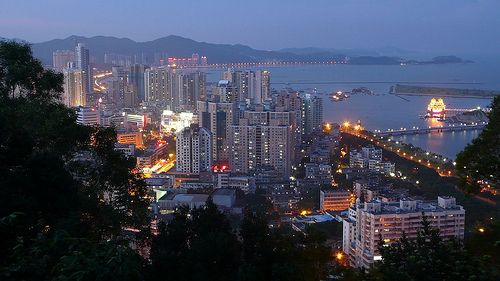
[466,220,500,273]
[239,209,332,281]
[456,96,499,193]
[149,200,241,281]
[367,216,497,281]
[1,230,146,281]
[239,210,275,281]
[0,41,63,100]
[0,41,150,280]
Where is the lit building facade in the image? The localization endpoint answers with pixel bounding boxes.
[75,43,91,94]
[117,131,144,148]
[144,67,205,111]
[349,146,395,175]
[176,124,212,174]
[320,189,352,212]
[228,111,294,178]
[76,107,100,126]
[301,94,323,135]
[63,68,85,107]
[222,69,271,104]
[197,101,235,162]
[161,110,195,134]
[342,196,465,268]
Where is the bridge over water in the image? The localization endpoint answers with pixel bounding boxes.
[374,123,487,137]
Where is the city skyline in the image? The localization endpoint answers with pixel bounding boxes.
[0,1,499,276]
[1,0,500,55]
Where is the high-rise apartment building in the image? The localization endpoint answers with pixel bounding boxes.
[222,69,271,105]
[260,70,271,103]
[62,68,85,107]
[144,67,205,111]
[53,50,74,71]
[111,66,128,107]
[343,196,465,268]
[176,124,212,174]
[301,94,323,135]
[213,80,235,103]
[75,43,91,94]
[144,66,172,106]
[128,64,148,102]
[228,110,294,178]
[173,71,206,111]
[274,91,323,142]
[197,101,235,162]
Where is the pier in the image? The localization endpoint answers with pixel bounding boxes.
[374,123,487,137]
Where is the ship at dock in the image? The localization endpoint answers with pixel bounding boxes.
[426,98,446,118]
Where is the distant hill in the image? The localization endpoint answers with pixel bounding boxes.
[4,35,469,66]
[30,35,341,65]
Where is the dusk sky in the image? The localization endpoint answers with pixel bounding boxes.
[1,0,500,54]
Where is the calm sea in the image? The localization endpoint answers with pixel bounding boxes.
[205,60,500,159]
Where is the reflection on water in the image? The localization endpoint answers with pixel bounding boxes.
[392,130,481,160]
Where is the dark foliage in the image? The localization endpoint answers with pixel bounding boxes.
[0,41,150,280]
[456,96,499,193]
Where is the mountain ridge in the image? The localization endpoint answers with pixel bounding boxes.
[29,35,310,65]
[1,35,469,66]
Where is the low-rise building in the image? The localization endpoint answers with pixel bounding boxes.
[117,130,143,148]
[305,163,333,184]
[216,173,256,193]
[136,144,168,168]
[157,193,209,213]
[320,189,353,211]
[350,145,395,176]
[76,106,100,126]
[115,143,136,157]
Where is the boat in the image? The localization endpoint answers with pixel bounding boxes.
[330,91,345,101]
[426,98,446,118]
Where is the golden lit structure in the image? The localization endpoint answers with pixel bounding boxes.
[427,98,446,117]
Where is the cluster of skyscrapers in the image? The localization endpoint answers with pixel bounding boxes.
[54,44,323,181]
[53,45,467,271]
[176,70,323,180]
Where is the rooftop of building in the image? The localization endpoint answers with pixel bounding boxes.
[145,178,171,186]
[158,193,209,203]
[321,188,351,194]
[357,197,464,215]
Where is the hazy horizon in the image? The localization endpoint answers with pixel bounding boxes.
[1,0,500,55]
